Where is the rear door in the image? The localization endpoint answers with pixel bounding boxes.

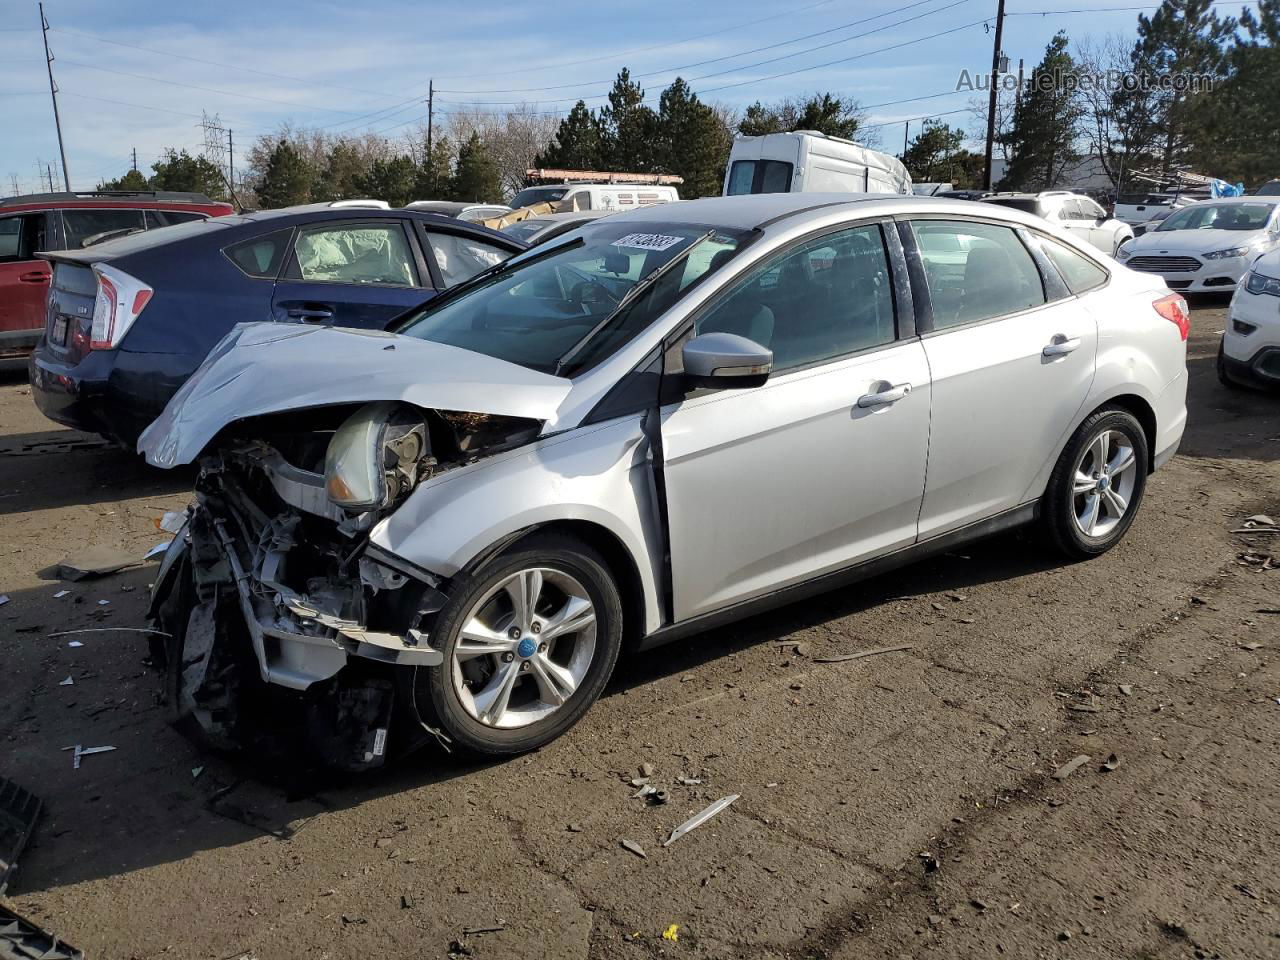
[271,218,433,329]
[908,217,1097,539]
[0,212,53,350]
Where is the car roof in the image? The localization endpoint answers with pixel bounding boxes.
[591,192,1058,232]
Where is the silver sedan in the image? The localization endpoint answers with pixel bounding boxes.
[141,193,1189,764]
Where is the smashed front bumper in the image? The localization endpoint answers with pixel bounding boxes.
[153,444,445,694]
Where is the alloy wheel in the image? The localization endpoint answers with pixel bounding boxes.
[1071,428,1138,539]
[450,567,597,729]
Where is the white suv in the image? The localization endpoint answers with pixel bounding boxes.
[983,191,1134,256]
[1220,247,1280,388]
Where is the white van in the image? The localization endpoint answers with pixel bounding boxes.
[507,183,679,212]
[723,131,913,197]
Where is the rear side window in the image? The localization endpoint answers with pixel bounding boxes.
[0,213,46,263]
[145,209,207,228]
[61,209,145,248]
[725,160,793,196]
[1038,237,1109,294]
[912,220,1046,329]
[425,232,510,286]
[224,228,292,279]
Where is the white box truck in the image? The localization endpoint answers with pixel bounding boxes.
[722,131,912,197]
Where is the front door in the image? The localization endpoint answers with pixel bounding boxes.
[272,219,433,329]
[0,213,51,350]
[908,218,1097,539]
[661,221,931,621]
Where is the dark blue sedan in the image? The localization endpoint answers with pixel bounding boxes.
[28,202,526,446]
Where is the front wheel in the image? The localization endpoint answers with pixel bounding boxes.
[1041,407,1148,560]
[415,533,623,756]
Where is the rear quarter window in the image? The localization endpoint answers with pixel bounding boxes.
[223,228,293,279]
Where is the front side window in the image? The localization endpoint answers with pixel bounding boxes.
[0,214,45,263]
[913,220,1046,328]
[426,232,511,286]
[61,209,145,248]
[696,223,896,372]
[1158,202,1276,232]
[293,222,416,285]
[395,222,748,374]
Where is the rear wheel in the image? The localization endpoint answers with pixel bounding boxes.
[1042,407,1148,559]
[416,534,623,756]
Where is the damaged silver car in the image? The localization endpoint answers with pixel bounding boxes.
[142,194,1187,765]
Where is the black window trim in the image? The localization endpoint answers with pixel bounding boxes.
[280,217,425,289]
[1022,228,1112,299]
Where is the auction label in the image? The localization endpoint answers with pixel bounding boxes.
[611,233,685,251]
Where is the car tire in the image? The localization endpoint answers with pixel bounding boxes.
[414,533,624,756]
[1041,406,1149,560]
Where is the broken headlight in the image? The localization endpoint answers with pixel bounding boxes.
[325,401,433,513]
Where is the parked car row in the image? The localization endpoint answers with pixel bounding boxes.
[98,192,1189,767]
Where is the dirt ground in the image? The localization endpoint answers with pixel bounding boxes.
[1,299,1277,960]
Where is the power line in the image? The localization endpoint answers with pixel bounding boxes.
[435,0,959,96]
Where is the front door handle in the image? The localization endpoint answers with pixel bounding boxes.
[857,382,912,408]
[19,270,50,283]
[286,304,334,322]
[1043,334,1082,358]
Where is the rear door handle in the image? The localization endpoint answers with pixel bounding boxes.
[1042,335,1082,357]
[19,270,50,283]
[857,382,912,408]
[286,304,334,322]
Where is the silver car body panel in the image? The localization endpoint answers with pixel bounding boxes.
[140,193,1189,676]
[138,322,571,468]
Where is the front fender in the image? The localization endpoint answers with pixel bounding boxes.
[369,416,665,634]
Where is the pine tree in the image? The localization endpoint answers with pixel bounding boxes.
[535,101,604,170]
[414,137,455,200]
[313,141,366,202]
[737,94,864,139]
[657,78,732,198]
[1206,0,1280,181]
[600,69,660,171]
[352,155,417,207]
[451,133,503,202]
[97,169,149,192]
[1000,33,1083,189]
[255,140,312,208]
[149,149,227,199]
[902,123,983,187]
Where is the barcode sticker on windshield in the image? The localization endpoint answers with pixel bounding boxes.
[612,233,684,252]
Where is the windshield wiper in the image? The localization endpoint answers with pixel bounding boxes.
[391,236,585,332]
[554,230,715,377]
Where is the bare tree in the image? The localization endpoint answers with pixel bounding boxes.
[441,103,560,196]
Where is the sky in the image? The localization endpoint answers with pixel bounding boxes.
[0,0,1260,194]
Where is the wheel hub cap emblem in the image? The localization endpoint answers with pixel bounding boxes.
[1098,475,1111,491]
[517,636,537,658]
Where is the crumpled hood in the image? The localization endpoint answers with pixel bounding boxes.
[1126,227,1265,256]
[138,323,571,468]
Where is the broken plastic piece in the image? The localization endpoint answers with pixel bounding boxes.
[813,644,913,664]
[156,511,186,534]
[663,794,739,846]
[1051,755,1091,781]
[620,838,647,858]
[144,540,172,561]
[59,676,73,686]
[0,595,9,606]
[61,744,116,770]
[53,589,70,598]
[662,924,679,941]
[55,545,140,580]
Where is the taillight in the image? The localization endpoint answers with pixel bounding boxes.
[90,263,153,350]
[1152,293,1189,341]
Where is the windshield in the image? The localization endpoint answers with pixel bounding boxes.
[1158,202,1275,232]
[509,187,568,209]
[394,221,749,375]
[1256,181,1280,196]
[501,219,548,242]
[983,196,1041,215]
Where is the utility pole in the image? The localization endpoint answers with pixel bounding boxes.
[982,0,1006,191]
[903,120,910,156]
[426,79,435,156]
[39,2,71,191]
[47,164,56,192]
[131,147,137,171]
[227,127,241,210]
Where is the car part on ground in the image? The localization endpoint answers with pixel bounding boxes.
[0,776,41,894]
[0,904,83,960]
[139,193,1188,766]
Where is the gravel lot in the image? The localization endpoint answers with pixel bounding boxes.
[1,297,1277,959]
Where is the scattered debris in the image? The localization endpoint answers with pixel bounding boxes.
[632,784,657,800]
[971,899,988,911]
[0,904,82,960]
[144,541,172,561]
[0,777,42,895]
[1119,684,1134,696]
[400,894,414,909]
[1234,882,1259,900]
[662,924,679,941]
[920,852,941,874]
[1239,641,1263,650]
[96,599,111,606]
[1101,753,1121,772]
[664,794,739,846]
[59,676,73,686]
[639,762,655,778]
[650,789,670,806]
[447,939,473,957]
[47,626,172,640]
[1066,698,1102,713]
[192,766,205,780]
[813,644,914,664]
[566,823,582,833]
[1243,514,1276,527]
[1058,930,1072,941]
[53,589,70,598]
[677,776,703,786]
[1052,755,1091,781]
[61,744,116,770]
[156,511,186,534]
[0,595,9,606]
[55,545,140,580]
[462,926,504,936]
[620,839,647,859]
[66,641,83,648]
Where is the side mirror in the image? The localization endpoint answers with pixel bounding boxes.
[682,332,772,390]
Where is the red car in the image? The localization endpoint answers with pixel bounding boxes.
[0,191,234,363]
